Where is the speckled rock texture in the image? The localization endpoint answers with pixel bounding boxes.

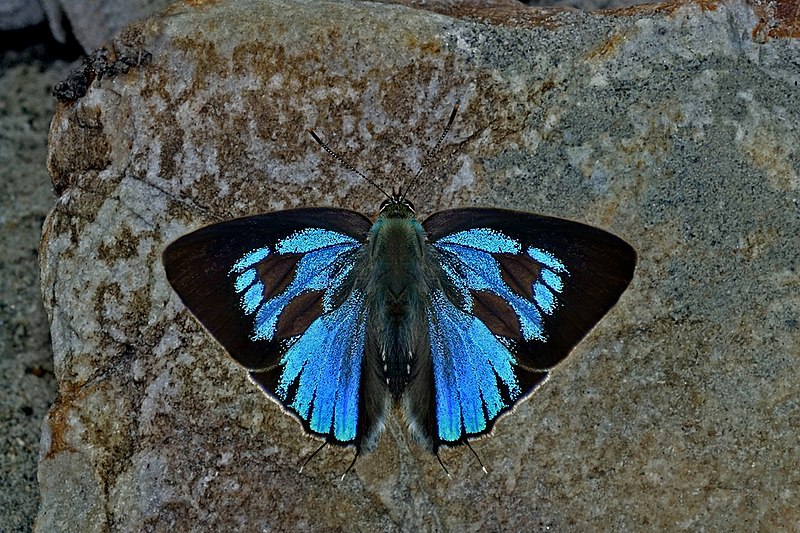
[38,0,799,530]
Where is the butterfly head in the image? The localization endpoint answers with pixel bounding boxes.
[379,189,415,219]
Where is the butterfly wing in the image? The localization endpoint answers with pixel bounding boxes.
[405,208,636,451]
[162,208,383,449]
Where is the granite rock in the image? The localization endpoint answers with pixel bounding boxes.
[39,0,800,530]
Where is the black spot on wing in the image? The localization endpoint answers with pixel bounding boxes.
[471,290,521,340]
[275,289,325,338]
[258,253,303,301]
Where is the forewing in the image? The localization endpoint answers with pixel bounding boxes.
[163,208,379,447]
[408,208,636,449]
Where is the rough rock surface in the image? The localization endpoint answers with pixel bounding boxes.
[10,0,649,52]
[39,0,799,530]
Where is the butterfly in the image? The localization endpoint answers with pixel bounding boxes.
[162,104,636,466]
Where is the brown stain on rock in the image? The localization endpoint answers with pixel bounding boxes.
[380,0,762,30]
[752,0,800,40]
[163,0,221,17]
[43,381,85,460]
[97,225,140,262]
[42,404,71,461]
[43,378,139,493]
[585,33,626,61]
[738,123,799,191]
[582,0,799,42]
[47,104,111,196]
[604,0,719,18]
[47,0,597,220]
[220,31,462,208]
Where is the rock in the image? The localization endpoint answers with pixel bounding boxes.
[39,0,800,530]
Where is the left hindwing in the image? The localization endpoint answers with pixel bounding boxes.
[411,208,636,449]
[163,208,375,447]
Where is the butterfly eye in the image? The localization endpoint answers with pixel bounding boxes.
[404,199,415,213]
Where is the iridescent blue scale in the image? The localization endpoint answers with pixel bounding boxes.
[427,288,522,441]
[436,230,571,343]
[276,289,364,441]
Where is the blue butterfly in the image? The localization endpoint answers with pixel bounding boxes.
[163,105,636,465]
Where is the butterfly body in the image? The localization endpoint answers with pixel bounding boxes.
[164,197,636,456]
[368,215,423,392]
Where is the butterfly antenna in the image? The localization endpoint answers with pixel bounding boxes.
[308,128,392,200]
[341,450,359,481]
[465,441,488,474]
[403,101,460,198]
[435,450,452,478]
[299,441,328,473]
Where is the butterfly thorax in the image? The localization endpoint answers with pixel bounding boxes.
[366,201,429,397]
